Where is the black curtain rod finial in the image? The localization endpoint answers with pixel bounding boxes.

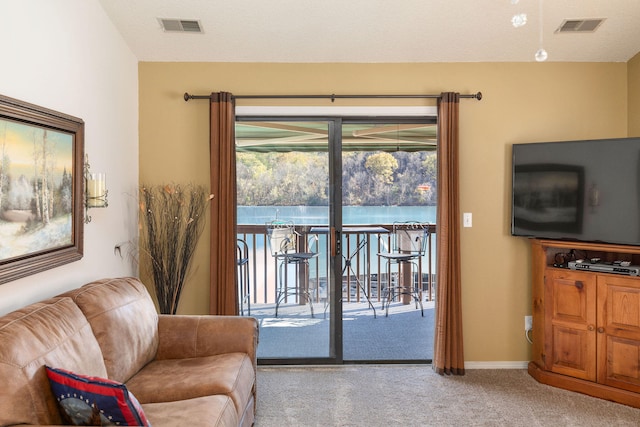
[184,92,210,102]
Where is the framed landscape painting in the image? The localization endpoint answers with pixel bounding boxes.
[0,95,84,284]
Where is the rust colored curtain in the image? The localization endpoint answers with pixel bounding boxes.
[209,92,238,315]
[433,92,465,375]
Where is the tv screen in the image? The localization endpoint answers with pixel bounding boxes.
[511,137,640,246]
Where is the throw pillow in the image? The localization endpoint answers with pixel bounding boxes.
[45,366,151,426]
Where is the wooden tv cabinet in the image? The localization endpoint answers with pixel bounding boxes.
[528,239,640,408]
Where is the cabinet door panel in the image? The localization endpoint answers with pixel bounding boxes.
[597,276,640,392]
[546,270,596,380]
[551,325,593,375]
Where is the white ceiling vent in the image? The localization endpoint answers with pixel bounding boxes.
[158,18,203,33]
[555,19,605,33]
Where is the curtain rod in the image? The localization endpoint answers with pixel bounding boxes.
[183,92,482,102]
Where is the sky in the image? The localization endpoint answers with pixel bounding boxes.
[0,117,74,181]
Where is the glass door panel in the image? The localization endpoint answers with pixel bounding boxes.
[340,121,436,362]
[236,120,334,361]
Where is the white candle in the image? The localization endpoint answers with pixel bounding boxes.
[87,173,106,207]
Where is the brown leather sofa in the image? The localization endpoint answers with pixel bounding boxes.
[0,277,258,427]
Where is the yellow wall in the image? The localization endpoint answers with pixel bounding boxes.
[139,62,627,362]
[629,52,640,136]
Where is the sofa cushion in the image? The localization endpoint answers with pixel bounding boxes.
[0,297,109,426]
[46,366,150,426]
[142,395,238,427]
[61,277,159,383]
[126,352,255,417]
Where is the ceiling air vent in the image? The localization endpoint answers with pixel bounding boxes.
[158,18,203,33]
[555,19,605,33]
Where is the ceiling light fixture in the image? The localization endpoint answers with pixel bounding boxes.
[511,13,527,28]
[535,0,548,61]
[511,0,548,62]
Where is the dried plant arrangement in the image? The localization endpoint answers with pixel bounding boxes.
[138,183,212,314]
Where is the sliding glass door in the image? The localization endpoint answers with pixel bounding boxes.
[235,114,436,364]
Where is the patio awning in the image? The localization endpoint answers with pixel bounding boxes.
[235,122,437,153]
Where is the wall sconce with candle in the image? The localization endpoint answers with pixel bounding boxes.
[84,154,108,223]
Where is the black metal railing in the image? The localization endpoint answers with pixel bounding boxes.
[236,224,436,310]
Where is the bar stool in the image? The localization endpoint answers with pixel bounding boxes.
[377,221,430,317]
[266,220,318,317]
[237,238,250,316]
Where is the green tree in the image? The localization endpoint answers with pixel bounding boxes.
[365,152,398,185]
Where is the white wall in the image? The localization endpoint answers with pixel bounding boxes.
[0,0,139,315]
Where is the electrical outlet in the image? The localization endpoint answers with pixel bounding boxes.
[524,315,533,331]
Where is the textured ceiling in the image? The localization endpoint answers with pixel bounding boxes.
[98,0,640,63]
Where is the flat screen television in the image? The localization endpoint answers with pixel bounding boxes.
[511,137,640,246]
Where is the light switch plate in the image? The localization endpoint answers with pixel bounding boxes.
[463,212,472,227]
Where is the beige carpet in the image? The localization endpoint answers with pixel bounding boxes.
[255,366,640,426]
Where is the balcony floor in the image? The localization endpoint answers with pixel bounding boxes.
[248,300,434,362]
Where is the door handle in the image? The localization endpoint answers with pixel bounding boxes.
[330,227,341,257]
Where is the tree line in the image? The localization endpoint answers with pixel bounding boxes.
[236,150,436,206]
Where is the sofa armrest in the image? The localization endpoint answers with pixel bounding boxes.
[156,315,258,366]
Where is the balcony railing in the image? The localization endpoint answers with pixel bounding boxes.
[237,224,436,311]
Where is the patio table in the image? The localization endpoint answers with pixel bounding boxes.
[309,226,389,318]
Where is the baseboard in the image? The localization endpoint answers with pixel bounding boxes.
[259,361,530,369]
[464,361,529,369]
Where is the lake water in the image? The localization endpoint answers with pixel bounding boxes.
[238,206,437,296]
[238,205,437,225]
